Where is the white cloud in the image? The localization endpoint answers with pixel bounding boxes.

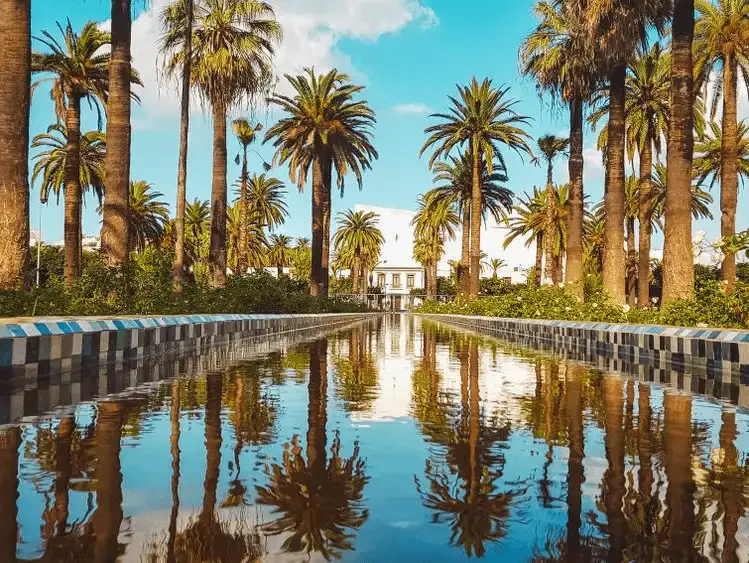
[392,103,430,114]
[121,0,437,120]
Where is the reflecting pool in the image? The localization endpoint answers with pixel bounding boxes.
[3,315,749,561]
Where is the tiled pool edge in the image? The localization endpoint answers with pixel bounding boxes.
[0,313,375,372]
[420,314,749,383]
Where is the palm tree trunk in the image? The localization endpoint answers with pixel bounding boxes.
[63,93,82,286]
[238,150,248,276]
[637,385,654,545]
[92,401,124,563]
[0,427,20,563]
[718,410,741,563]
[566,96,585,298]
[603,376,625,561]
[166,381,181,562]
[101,0,132,268]
[603,64,628,305]
[310,156,325,297]
[201,373,222,523]
[320,155,333,298]
[460,207,471,295]
[565,367,584,555]
[545,160,555,285]
[307,338,328,471]
[53,416,75,535]
[663,394,696,561]
[545,237,554,284]
[551,252,562,285]
[535,232,544,287]
[352,250,361,294]
[468,340,480,506]
[172,0,192,290]
[360,265,368,297]
[638,135,654,307]
[626,216,636,307]
[209,103,228,288]
[469,145,482,296]
[720,56,738,291]
[0,0,30,289]
[663,0,695,304]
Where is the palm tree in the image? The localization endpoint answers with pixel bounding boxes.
[421,78,532,296]
[332,210,384,294]
[32,125,106,206]
[504,187,549,286]
[651,163,714,221]
[231,118,263,275]
[694,0,749,291]
[265,68,378,298]
[583,0,670,305]
[242,173,288,231]
[489,258,506,278]
[127,180,170,251]
[663,0,697,304]
[267,234,293,277]
[296,237,310,250]
[583,205,606,275]
[256,338,370,560]
[31,21,111,285]
[159,0,194,288]
[0,0,30,289]
[184,0,281,288]
[412,191,459,297]
[430,152,514,294]
[227,203,266,273]
[535,135,569,283]
[185,198,211,269]
[520,0,596,299]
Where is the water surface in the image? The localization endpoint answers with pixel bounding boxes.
[3,315,749,562]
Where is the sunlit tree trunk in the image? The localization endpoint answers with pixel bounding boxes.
[626,216,636,308]
[566,97,585,298]
[603,64,628,305]
[603,376,625,560]
[534,232,544,287]
[238,148,249,276]
[663,393,697,560]
[101,0,131,268]
[0,0,30,289]
[320,156,333,298]
[352,250,361,294]
[470,145,482,296]
[92,401,124,563]
[209,103,228,287]
[544,157,555,286]
[566,366,584,554]
[172,0,192,290]
[166,381,181,562]
[311,156,325,297]
[460,204,471,295]
[0,427,20,562]
[663,0,695,304]
[638,135,654,307]
[720,56,738,291]
[63,93,82,285]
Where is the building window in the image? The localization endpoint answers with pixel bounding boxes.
[407,274,415,288]
[392,273,401,288]
[377,273,386,287]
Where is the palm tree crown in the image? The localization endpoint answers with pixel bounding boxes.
[267,234,292,275]
[128,181,170,252]
[239,173,288,231]
[694,119,749,190]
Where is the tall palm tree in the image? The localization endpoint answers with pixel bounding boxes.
[651,163,715,221]
[31,21,111,285]
[231,118,263,275]
[182,0,281,287]
[663,0,697,304]
[521,0,596,299]
[430,152,514,294]
[695,119,749,189]
[504,187,547,286]
[421,78,532,296]
[185,198,211,269]
[583,0,670,305]
[32,125,106,206]
[100,0,136,269]
[227,203,266,273]
[267,233,292,277]
[694,0,749,291]
[489,258,506,278]
[412,191,459,297]
[0,0,30,289]
[332,210,384,294]
[542,183,570,285]
[242,173,288,231]
[535,135,569,283]
[159,0,194,288]
[265,68,378,297]
[127,180,170,251]
[296,237,310,250]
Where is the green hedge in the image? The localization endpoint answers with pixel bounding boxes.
[418,280,749,329]
[0,248,366,317]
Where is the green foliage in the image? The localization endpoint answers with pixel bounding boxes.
[0,249,366,317]
[418,281,749,329]
[480,277,512,296]
[329,276,354,296]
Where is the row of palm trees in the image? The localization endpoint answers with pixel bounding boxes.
[1,0,379,300]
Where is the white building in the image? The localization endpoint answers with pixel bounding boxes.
[355,203,535,293]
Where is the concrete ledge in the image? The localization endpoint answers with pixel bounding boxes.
[421,314,749,384]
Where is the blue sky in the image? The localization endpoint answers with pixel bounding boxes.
[29,0,747,246]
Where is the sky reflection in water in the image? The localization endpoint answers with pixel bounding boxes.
[3,315,749,562]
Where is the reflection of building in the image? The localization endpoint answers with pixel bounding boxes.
[355,203,533,288]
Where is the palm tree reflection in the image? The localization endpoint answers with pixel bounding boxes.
[256,337,370,560]
[415,336,520,558]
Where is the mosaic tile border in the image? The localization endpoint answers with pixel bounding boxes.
[421,314,749,382]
